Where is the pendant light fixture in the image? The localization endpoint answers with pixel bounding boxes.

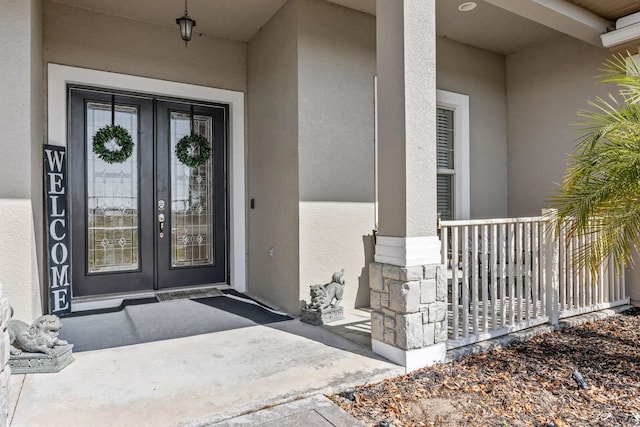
[176,0,196,46]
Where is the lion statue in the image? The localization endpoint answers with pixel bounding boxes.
[307,269,345,311]
[9,315,68,355]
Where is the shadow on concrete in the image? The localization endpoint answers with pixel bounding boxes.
[59,287,389,366]
[59,291,292,352]
[355,233,375,308]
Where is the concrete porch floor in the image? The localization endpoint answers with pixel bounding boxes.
[8,308,403,427]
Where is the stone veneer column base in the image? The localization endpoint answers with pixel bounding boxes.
[372,339,446,373]
[369,261,448,373]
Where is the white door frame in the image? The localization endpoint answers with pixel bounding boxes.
[47,64,247,298]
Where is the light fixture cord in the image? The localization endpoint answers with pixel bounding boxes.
[111,94,115,126]
[190,105,195,136]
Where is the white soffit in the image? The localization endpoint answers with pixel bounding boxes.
[484,0,612,47]
[602,12,640,48]
[602,23,640,48]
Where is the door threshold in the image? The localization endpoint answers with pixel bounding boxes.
[70,283,232,313]
[156,283,231,294]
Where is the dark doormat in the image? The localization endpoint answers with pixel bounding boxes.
[58,291,292,352]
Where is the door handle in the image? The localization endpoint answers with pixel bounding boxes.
[158,213,165,238]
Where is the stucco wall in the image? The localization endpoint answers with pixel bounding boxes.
[31,0,45,319]
[252,2,509,312]
[436,37,508,219]
[297,0,376,308]
[44,0,247,93]
[506,33,612,217]
[505,35,640,300]
[0,0,44,322]
[247,1,301,314]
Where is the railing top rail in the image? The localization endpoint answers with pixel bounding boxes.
[440,216,546,227]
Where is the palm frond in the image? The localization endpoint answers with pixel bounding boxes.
[549,56,640,274]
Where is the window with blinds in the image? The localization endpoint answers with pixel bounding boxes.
[437,107,454,220]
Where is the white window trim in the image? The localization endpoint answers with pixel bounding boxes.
[436,89,470,220]
[47,63,246,293]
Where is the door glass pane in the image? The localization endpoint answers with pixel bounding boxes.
[170,112,214,267]
[86,102,139,273]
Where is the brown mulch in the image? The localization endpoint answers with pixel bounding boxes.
[330,308,640,427]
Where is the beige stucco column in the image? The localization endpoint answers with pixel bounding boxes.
[376,0,437,240]
[371,0,446,371]
[0,0,44,321]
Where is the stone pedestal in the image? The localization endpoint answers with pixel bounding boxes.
[9,345,74,374]
[301,306,344,326]
[0,285,12,426]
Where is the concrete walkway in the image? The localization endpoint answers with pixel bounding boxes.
[212,395,364,426]
[8,309,402,426]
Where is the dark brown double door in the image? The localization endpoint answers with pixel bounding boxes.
[69,87,227,298]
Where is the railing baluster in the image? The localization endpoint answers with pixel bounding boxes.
[609,255,616,302]
[579,234,586,309]
[441,226,448,266]
[532,221,539,319]
[524,222,533,320]
[597,250,604,305]
[451,227,459,340]
[567,227,573,312]
[462,226,469,338]
[500,223,507,328]
[559,222,566,312]
[490,223,498,331]
[580,235,591,308]
[472,225,479,336]
[586,229,593,307]
[516,222,523,323]
[509,222,516,326]
[481,225,489,333]
[574,234,580,310]
[540,220,550,316]
[603,255,608,304]
[613,260,624,301]
[604,262,609,304]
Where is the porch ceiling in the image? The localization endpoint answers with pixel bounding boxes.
[52,0,559,55]
[50,0,287,42]
[51,0,640,54]
[328,0,563,55]
[567,0,640,21]
[435,0,560,55]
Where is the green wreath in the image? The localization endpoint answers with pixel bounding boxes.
[175,134,211,168]
[92,125,134,164]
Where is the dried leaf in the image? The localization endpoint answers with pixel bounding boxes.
[329,308,640,427]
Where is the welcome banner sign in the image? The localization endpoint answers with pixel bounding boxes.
[44,144,72,315]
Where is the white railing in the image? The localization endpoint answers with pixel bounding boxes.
[555,218,627,319]
[440,212,628,350]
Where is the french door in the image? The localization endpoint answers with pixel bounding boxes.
[68,87,227,298]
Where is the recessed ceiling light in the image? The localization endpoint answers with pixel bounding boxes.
[458,2,477,12]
